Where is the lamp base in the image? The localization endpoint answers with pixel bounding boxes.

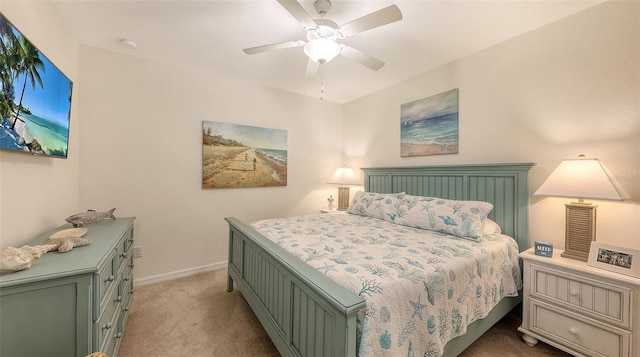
[561,202,597,262]
[337,186,350,211]
[560,250,589,262]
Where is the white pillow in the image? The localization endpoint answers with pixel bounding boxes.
[347,192,405,223]
[396,195,494,240]
[483,218,502,235]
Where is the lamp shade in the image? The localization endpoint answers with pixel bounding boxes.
[303,38,341,64]
[328,166,361,185]
[534,158,629,201]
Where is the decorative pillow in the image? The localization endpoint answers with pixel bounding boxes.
[483,218,502,235]
[396,195,494,240]
[346,191,405,222]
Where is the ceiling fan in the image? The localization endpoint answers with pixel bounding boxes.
[243,0,403,79]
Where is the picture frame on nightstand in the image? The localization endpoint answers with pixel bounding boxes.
[587,241,640,278]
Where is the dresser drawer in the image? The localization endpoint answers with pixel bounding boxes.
[121,270,134,313]
[113,309,127,355]
[100,316,119,357]
[115,237,129,273]
[94,249,118,320]
[530,263,631,328]
[116,227,134,272]
[122,251,134,279]
[95,297,119,352]
[530,298,630,357]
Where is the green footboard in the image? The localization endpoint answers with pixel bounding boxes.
[226,217,366,357]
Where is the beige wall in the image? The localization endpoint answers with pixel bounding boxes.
[78,47,344,281]
[0,1,81,247]
[343,1,639,250]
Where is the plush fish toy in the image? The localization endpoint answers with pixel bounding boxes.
[65,208,116,227]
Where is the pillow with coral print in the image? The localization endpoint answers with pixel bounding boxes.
[346,191,405,223]
[396,195,494,240]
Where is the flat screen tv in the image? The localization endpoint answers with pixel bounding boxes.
[0,13,73,158]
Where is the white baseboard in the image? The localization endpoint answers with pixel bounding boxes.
[134,261,227,287]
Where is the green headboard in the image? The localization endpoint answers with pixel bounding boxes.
[362,163,534,252]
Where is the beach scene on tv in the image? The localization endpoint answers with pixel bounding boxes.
[0,14,73,158]
[202,121,287,189]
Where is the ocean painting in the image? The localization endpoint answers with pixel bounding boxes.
[0,14,73,158]
[401,88,459,157]
[202,121,287,189]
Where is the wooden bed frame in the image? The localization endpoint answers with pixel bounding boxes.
[226,163,534,356]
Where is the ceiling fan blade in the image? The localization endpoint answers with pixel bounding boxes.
[340,46,385,71]
[304,59,320,80]
[338,5,402,38]
[243,40,304,55]
[277,0,317,29]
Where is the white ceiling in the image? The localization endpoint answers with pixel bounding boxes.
[50,0,603,103]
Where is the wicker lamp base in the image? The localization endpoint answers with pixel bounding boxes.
[561,202,597,262]
[336,186,350,211]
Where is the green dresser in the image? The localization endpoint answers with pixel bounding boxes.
[0,217,136,357]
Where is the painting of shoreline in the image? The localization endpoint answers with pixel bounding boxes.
[401,88,459,157]
[202,121,287,189]
[0,14,73,158]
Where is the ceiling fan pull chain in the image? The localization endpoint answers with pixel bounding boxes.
[320,67,324,100]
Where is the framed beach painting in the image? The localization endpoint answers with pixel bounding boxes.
[202,121,287,189]
[401,88,459,157]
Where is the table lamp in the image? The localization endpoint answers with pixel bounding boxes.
[533,156,629,261]
[328,166,361,211]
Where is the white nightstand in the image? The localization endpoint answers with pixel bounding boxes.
[518,247,640,357]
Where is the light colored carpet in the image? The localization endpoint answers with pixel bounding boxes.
[118,269,572,357]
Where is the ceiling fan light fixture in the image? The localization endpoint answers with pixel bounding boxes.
[303,38,341,64]
[306,22,340,42]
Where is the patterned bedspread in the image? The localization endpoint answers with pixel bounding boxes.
[251,212,522,357]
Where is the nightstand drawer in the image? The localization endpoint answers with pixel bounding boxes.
[530,298,630,357]
[530,263,631,328]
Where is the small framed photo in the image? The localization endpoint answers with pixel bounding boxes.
[587,242,640,278]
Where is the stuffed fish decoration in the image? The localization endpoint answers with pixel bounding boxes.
[65,208,116,227]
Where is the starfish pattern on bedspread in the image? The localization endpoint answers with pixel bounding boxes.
[252,212,521,357]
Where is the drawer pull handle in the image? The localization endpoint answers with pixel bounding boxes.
[120,252,127,258]
[115,296,123,303]
[130,289,135,294]
[570,290,578,297]
[105,275,115,282]
[569,328,577,335]
[124,307,130,312]
[115,332,122,339]
[102,322,112,330]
